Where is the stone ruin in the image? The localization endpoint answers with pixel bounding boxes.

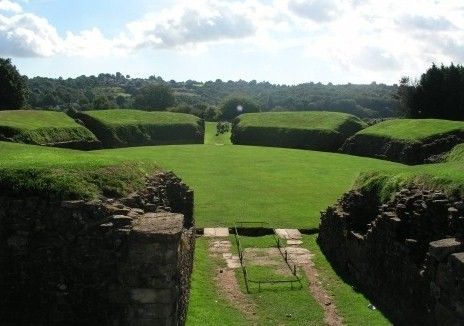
[0,172,194,325]
[318,187,464,325]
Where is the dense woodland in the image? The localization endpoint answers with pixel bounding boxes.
[25,73,399,120]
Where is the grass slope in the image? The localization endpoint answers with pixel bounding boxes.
[357,119,464,143]
[446,143,464,162]
[342,118,464,164]
[0,110,98,147]
[77,109,205,148]
[232,111,366,151]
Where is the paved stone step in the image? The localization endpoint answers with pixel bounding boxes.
[287,239,304,246]
[275,229,302,240]
[203,227,229,238]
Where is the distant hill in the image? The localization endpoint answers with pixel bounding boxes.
[26,73,399,118]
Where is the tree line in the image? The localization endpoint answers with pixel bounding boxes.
[2,57,463,121]
[397,63,464,120]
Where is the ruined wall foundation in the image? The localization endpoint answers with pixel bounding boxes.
[0,172,194,326]
[318,187,464,325]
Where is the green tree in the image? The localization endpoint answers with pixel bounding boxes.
[93,96,112,110]
[398,63,464,120]
[220,96,260,120]
[0,58,26,110]
[133,83,176,111]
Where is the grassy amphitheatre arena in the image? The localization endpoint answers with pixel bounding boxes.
[75,109,205,148]
[231,111,366,151]
[342,118,464,164]
[1,111,464,325]
[0,110,99,149]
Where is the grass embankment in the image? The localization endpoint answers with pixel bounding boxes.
[446,143,464,162]
[0,110,98,147]
[232,111,367,151]
[342,119,464,164]
[356,119,464,142]
[76,109,205,148]
[356,143,464,202]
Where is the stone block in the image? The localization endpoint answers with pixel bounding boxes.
[429,238,464,262]
[203,228,229,237]
[449,252,464,277]
[275,229,302,240]
[111,215,133,227]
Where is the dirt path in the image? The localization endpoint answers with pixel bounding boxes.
[275,229,344,326]
[284,243,344,326]
[208,238,258,322]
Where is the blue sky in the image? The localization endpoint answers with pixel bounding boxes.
[1,0,463,84]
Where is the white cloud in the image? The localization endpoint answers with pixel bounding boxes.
[0,0,22,13]
[121,0,261,50]
[287,0,343,22]
[0,13,61,56]
[64,28,118,58]
[398,15,455,31]
[1,0,464,82]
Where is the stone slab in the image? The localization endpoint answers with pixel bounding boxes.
[275,229,302,240]
[429,238,464,261]
[203,228,229,238]
[287,240,304,246]
[284,247,313,265]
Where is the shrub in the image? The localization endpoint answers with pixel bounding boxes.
[220,96,260,120]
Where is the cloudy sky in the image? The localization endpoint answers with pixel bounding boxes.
[0,0,463,84]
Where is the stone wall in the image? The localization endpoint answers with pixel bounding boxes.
[318,187,464,325]
[0,172,194,325]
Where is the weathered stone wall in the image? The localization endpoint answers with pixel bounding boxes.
[318,187,464,325]
[0,172,194,325]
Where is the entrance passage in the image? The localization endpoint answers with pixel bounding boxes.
[234,222,308,293]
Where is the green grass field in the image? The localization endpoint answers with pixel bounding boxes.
[0,110,98,145]
[0,140,404,228]
[77,109,204,147]
[356,119,464,143]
